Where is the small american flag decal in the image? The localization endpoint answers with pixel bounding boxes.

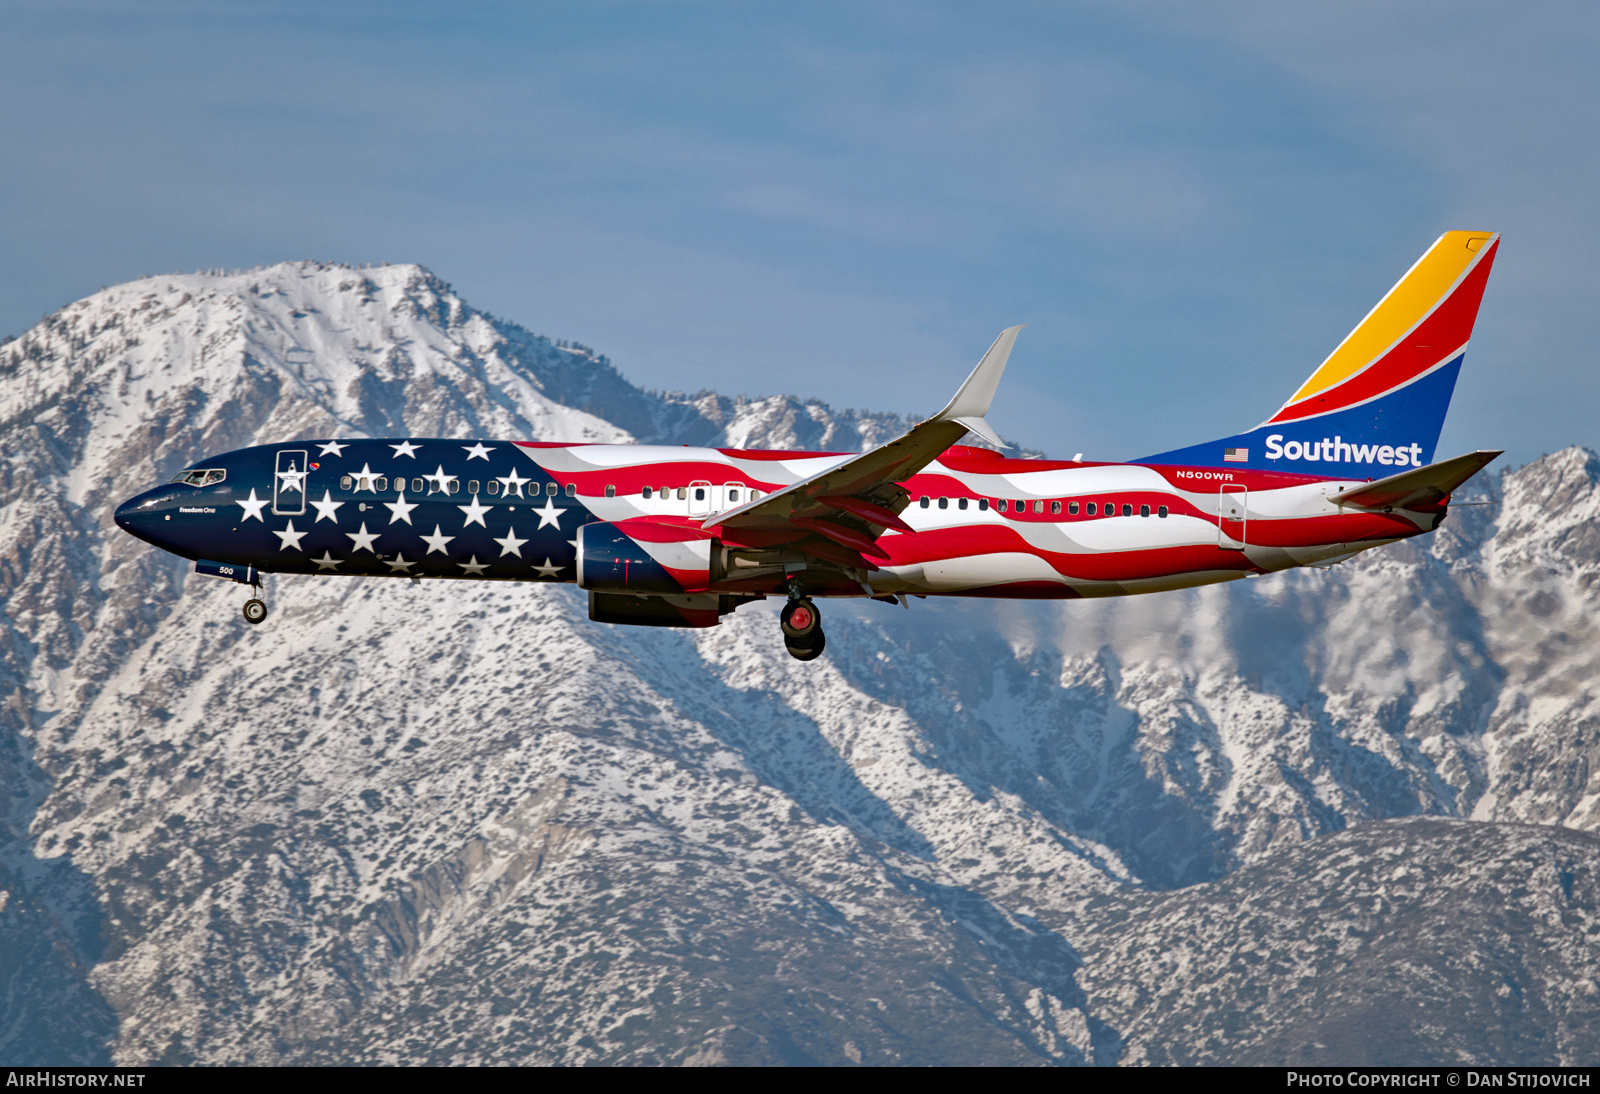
[1223,448,1248,463]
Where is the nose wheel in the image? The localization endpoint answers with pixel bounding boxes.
[781,597,825,661]
[242,589,268,625]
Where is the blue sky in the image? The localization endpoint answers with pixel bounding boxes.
[3,1,1596,466]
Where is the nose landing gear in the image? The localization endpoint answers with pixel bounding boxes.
[781,597,825,661]
[242,582,268,625]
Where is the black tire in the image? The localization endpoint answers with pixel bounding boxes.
[781,598,821,640]
[242,598,267,625]
[786,629,825,661]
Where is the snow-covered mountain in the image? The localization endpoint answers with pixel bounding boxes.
[2,262,1597,1065]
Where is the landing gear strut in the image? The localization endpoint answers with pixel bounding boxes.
[781,597,825,661]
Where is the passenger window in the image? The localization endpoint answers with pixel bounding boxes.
[693,487,705,501]
[643,486,653,499]
[1140,504,1151,517]
[1033,500,1044,514]
[998,499,1008,512]
[978,498,988,511]
[1051,501,1061,514]
[606,485,617,498]
[676,487,686,500]
[566,484,577,497]
[468,480,479,494]
[920,496,930,508]
[487,481,501,495]
[340,475,352,491]
[375,476,387,492]
[547,482,558,496]
[1122,503,1133,517]
[958,497,968,510]
[1086,503,1096,515]
[411,477,423,493]
[938,497,949,509]
[752,490,764,500]
[446,480,459,495]
[1068,502,1078,515]
[1158,505,1169,518]
[727,488,740,503]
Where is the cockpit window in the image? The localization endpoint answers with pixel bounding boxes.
[170,469,226,486]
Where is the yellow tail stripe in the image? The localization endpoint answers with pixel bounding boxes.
[1288,231,1494,405]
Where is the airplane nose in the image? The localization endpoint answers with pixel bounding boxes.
[114,487,176,545]
[113,495,140,533]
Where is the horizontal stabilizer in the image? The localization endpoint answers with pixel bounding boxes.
[1329,450,1502,511]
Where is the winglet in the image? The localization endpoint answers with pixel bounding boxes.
[930,325,1023,447]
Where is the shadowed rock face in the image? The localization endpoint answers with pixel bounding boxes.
[1,262,1597,1065]
[1079,820,1600,1067]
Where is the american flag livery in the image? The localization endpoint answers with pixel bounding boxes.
[116,232,1505,661]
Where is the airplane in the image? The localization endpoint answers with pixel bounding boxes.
[116,230,1503,661]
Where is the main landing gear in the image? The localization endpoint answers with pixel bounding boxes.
[781,597,825,661]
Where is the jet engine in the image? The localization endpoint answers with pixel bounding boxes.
[576,520,716,595]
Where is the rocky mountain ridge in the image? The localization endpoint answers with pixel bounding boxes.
[1,261,1597,1064]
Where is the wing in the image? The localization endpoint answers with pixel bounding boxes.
[703,326,1024,569]
[1328,449,1502,511]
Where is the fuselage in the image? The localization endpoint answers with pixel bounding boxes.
[114,437,1442,602]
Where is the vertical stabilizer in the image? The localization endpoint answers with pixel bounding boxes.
[1141,231,1499,474]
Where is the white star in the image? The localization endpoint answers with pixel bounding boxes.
[419,524,455,554]
[236,488,269,522]
[346,522,380,554]
[533,557,562,578]
[423,464,457,494]
[385,552,416,573]
[317,441,349,457]
[276,464,306,495]
[384,490,418,526]
[458,555,489,576]
[462,442,493,461]
[352,463,378,492]
[389,441,421,458]
[273,520,307,552]
[532,498,565,529]
[312,551,342,571]
[494,526,528,558]
[497,468,531,498]
[310,489,344,523]
[457,496,492,528]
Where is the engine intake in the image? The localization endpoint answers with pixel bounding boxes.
[576,520,715,594]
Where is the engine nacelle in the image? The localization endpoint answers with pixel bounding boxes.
[588,591,731,629]
[576,520,715,595]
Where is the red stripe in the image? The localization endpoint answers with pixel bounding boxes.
[793,517,891,560]
[611,519,717,543]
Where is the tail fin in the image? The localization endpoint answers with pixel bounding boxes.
[1141,231,1500,473]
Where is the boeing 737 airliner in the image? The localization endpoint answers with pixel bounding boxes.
[116,231,1502,660]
